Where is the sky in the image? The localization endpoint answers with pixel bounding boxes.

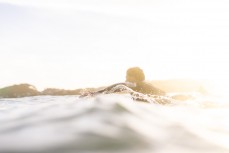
[1,0,229,91]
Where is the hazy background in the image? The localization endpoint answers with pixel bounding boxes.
[1,0,229,91]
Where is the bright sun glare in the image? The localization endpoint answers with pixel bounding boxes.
[0,0,229,94]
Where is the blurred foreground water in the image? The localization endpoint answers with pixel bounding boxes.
[0,94,229,153]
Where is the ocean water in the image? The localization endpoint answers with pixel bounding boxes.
[0,93,229,153]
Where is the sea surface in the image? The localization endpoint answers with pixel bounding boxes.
[0,93,229,153]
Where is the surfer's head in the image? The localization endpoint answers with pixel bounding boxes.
[126,67,145,83]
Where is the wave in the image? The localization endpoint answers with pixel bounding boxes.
[0,94,229,153]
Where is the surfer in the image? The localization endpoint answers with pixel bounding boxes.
[125,67,165,95]
[80,67,167,103]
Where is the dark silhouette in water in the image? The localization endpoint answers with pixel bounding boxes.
[80,67,170,104]
[81,67,165,96]
[125,67,165,95]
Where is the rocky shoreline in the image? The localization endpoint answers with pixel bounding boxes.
[0,83,97,98]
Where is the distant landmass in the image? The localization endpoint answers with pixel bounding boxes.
[151,79,207,93]
[0,84,97,98]
[0,80,207,98]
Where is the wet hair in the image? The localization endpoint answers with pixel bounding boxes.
[126,67,145,82]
